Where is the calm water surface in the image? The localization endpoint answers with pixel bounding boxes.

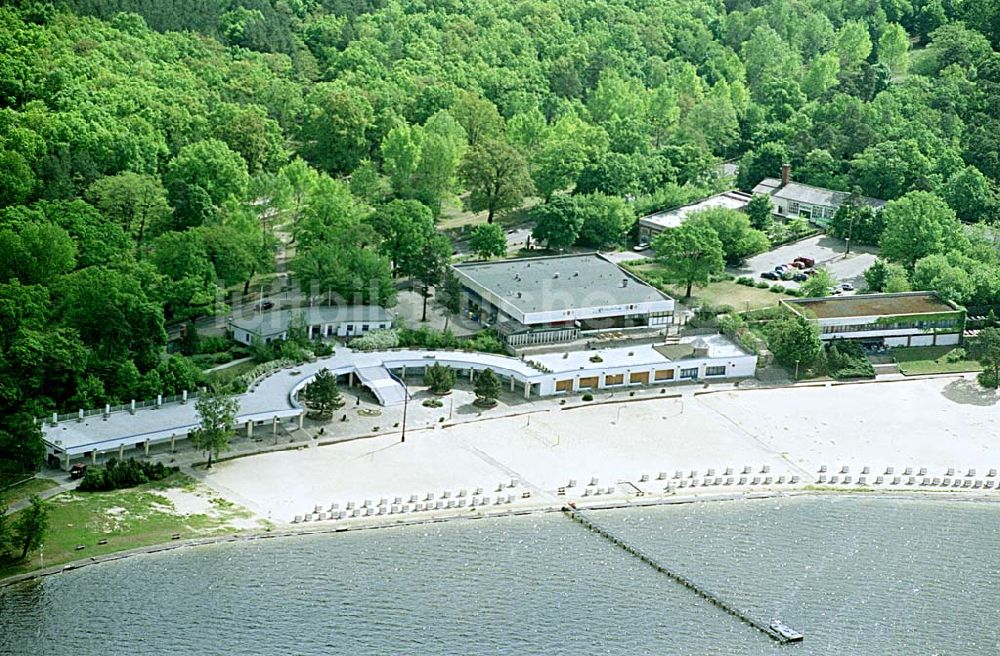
[2,496,998,655]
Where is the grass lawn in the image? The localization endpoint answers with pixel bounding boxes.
[664,281,791,311]
[437,195,537,232]
[206,359,258,386]
[0,477,59,507]
[892,346,983,376]
[628,262,792,310]
[0,472,258,579]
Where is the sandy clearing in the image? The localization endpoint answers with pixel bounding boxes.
[202,376,1000,523]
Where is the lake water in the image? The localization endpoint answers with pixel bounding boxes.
[2,496,998,655]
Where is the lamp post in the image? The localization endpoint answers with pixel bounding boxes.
[389,369,409,443]
[794,359,800,381]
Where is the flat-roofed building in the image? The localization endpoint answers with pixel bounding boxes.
[781,292,965,348]
[452,253,674,347]
[637,190,753,243]
[228,306,394,346]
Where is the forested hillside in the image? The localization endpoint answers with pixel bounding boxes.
[1,0,999,474]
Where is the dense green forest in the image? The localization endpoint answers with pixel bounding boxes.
[1,0,999,475]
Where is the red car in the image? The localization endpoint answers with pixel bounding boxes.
[794,256,815,267]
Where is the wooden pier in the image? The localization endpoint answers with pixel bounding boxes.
[563,505,800,644]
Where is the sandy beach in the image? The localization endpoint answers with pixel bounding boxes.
[202,375,1000,523]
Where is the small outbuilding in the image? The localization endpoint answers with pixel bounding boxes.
[228,306,394,346]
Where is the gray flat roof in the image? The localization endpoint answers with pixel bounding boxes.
[230,306,393,337]
[752,178,885,209]
[783,292,960,319]
[531,335,749,372]
[452,253,669,313]
[638,191,752,231]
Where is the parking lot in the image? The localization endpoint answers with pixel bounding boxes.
[729,234,878,292]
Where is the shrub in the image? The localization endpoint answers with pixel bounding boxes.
[945,348,966,363]
[197,335,231,355]
[422,398,444,408]
[350,328,400,351]
[769,284,785,293]
[78,458,178,492]
[463,330,506,354]
[825,340,876,379]
[736,276,755,286]
[313,341,334,357]
[581,393,594,401]
[756,281,770,289]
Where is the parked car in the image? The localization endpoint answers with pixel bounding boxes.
[792,273,808,282]
[802,267,816,276]
[781,270,798,281]
[841,282,854,291]
[70,463,87,479]
[760,271,780,280]
[253,300,275,311]
[795,256,816,267]
[633,242,650,252]
[789,261,805,269]
[830,287,843,295]
[774,265,786,273]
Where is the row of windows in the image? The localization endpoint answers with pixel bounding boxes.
[821,319,961,334]
[787,201,835,219]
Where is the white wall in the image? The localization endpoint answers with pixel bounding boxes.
[522,298,674,325]
[534,354,757,395]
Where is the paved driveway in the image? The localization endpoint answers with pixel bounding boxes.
[729,234,877,291]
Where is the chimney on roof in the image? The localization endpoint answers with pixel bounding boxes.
[781,163,791,187]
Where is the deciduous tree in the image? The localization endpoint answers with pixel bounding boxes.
[976,327,1000,389]
[469,223,507,260]
[879,191,965,268]
[192,388,240,468]
[652,220,725,298]
[460,139,533,224]
[13,495,48,561]
[765,313,822,374]
[531,197,582,251]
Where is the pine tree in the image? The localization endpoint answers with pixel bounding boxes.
[302,368,343,418]
[423,363,455,394]
[473,368,501,406]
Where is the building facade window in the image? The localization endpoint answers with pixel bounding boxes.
[705,365,726,376]
[680,367,698,379]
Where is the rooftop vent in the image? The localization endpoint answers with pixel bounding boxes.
[621,278,629,287]
[553,272,559,278]
[573,271,579,277]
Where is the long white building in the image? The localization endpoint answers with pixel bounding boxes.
[41,335,755,469]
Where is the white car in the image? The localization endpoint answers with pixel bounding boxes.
[841,282,854,291]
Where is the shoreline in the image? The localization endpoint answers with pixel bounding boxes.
[4,487,999,591]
